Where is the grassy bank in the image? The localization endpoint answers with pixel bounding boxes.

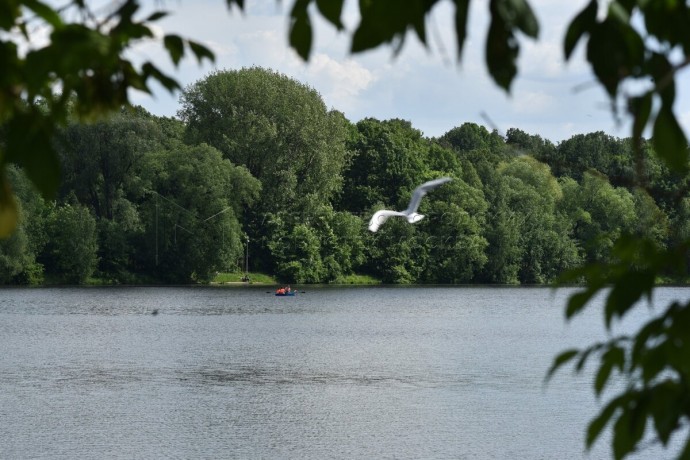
[212,272,278,284]
[211,272,382,285]
[332,274,381,285]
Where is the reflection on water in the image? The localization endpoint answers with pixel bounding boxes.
[1,286,687,459]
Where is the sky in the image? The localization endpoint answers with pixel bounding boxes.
[125,0,690,144]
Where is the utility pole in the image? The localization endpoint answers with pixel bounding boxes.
[243,234,250,282]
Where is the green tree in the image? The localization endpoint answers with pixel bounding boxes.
[339,118,429,213]
[179,67,349,212]
[420,175,489,283]
[137,143,260,283]
[499,156,580,283]
[261,203,365,283]
[269,222,325,284]
[0,210,34,284]
[179,68,350,273]
[0,0,214,236]
[41,201,98,284]
[3,1,690,456]
[56,109,161,220]
[4,165,47,283]
[551,132,627,181]
[505,127,557,163]
[560,172,637,264]
[438,122,507,154]
[366,219,423,284]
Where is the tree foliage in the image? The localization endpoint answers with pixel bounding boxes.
[137,142,260,283]
[179,67,349,212]
[1,0,690,458]
[40,201,98,284]
[0,0,214,236]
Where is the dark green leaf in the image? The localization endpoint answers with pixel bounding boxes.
[630,93,652,142]
[188,41,215,64]
[511,0,539,38]
[351,0,435,54]
[164,34,184,66]
[631,316,665,364]
[649,380,681,444]
[594,346,624,396]
[587,397,621,449]
[486,14,517,92]
[142,62,180,93]
[612,393,647,460]
[111,22,153,41]
[0,176,19,238]
[289,10,313,60]
[114,0,139,22]
[586,19,644,96]
[316,0,344,30]
[546,349,579,380]
[648,53,675,107]
[566,289,596,318]
[564,0,597,60]
[641,346,667,382]
[576,345,598,372]
[612,409,634,459]
[225,0,245,9]
[23,0,63,28]
[653,105,688,173]
[604,270,655,328]
[594,361,613,396]
[5,113,60,199]
[454,0,470,60]
[146,11,169,22]
[0,2,21,30]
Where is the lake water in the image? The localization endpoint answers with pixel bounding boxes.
[1,285,688,459]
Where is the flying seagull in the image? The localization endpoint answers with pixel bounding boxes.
[368,177,452,232]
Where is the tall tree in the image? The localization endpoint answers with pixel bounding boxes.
[179,68,350,274]
[136,143,260,283]
[0,209,33,284]
[56,109,162,220]
[0,0,214,236]
[179,67,349,213]
[41,201,99,284]
[498,156,580,283]
[2,1,690,456]
[340,118,429,213]
[438,122,507,154]
[559,172,637,264]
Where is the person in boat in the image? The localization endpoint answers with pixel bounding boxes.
[286,285,291,294]
[276,287,285,295]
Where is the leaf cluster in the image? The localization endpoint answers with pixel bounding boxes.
[0,0,214,236]
[287,0,537,92]
[548,234,690,458]
[565,0,689,174]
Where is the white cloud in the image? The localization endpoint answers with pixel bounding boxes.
[120,0,689,144]
[304,54,377,110]
[512,90,555,114]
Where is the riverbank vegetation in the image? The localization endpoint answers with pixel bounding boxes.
[0,67,686,286]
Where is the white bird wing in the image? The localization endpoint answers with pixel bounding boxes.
[404,177,453,214]
[368,209,406,232]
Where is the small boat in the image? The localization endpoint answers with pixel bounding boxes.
[275,287,296,296]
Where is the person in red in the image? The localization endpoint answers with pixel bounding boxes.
[276,287,285,295]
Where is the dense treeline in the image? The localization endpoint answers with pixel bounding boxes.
[0,67,686,285]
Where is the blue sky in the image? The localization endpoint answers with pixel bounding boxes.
[128,0,690,143]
